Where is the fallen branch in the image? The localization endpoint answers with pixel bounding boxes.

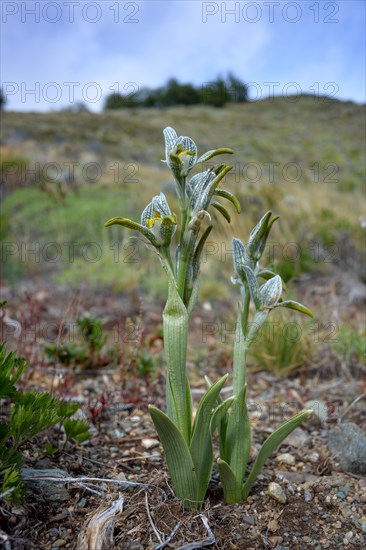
[154,521,182,550]
[145,492,163,544]
[22,473,148,490]
[77,495,124,550]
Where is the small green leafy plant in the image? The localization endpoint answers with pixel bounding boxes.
[0,320,90,502]
[105,127,313,508]
[45,315,107,369]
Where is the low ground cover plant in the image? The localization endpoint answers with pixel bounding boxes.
[0,302,90,503]
[105,127,313,509]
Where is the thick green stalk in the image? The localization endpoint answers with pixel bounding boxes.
[163,282,192,444]
[233,287,250,396]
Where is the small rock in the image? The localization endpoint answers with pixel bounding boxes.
[277,470,305,484]
[76,498,88,509]
[21,468,71,502]
[308,451,320,463]
[276,453,296,466]
[286,428,311,448]
[116,472,126,481]
[328,423,366,475]
[141,438,159,450]
[268,519,279,532]
[52,540,66,548]
[268,536,283,546]
[110,428,125,441]
[268,482,287,504]
[243,514,256,526]
[304,489,313,502]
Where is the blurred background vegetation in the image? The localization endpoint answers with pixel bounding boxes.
[1,92,365,376]
[2,94,364,291]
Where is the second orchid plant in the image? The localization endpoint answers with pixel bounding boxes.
[106,127,313,509]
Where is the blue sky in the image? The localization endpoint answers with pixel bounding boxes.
[1,0,365,111]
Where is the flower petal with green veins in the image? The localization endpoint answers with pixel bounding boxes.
[257,269,287,291]
[238,265,260,309]
[259,275,282,309]
[247,211,279,261]
[163,127,178,161]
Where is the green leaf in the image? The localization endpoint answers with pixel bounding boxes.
[197,148,234,164]
[242,409,313,499]
[149,405,199,509]
[104,217,160,248]
[210,396,235,434]
[57,401,81,420]
[213,189,241,213]
[192,225,213,281]
[217,458,242,503]
[247,211,279,261]
[275,300,313,317]
[211,164,233,193]
[0,447,22,473]
[0,344,27,399]
[10,392,65,448]
[1,466,27,504]
[189,374,229,501]
[211,201,231,223]
[186,277,201,318]
[63,419,90,444]
[223,386,251,490]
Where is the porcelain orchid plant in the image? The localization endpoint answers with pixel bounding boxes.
[105,127,313,509]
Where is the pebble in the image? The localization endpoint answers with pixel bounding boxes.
[110,428,125,441]
[308,451,320,463]
[276,453,296,466]
[268,536,283,546]
[328,422,366,475]
[21,468,71,502]
[76,498,88,509]
[304,489,313,502]
[141,438,159,450]
[268,519,279,532]
[268,482,287,504]
[276,470,305,483]
[51,540,66,548]
[286,428,311,448]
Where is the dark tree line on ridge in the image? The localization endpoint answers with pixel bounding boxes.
[104,74,248,110]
